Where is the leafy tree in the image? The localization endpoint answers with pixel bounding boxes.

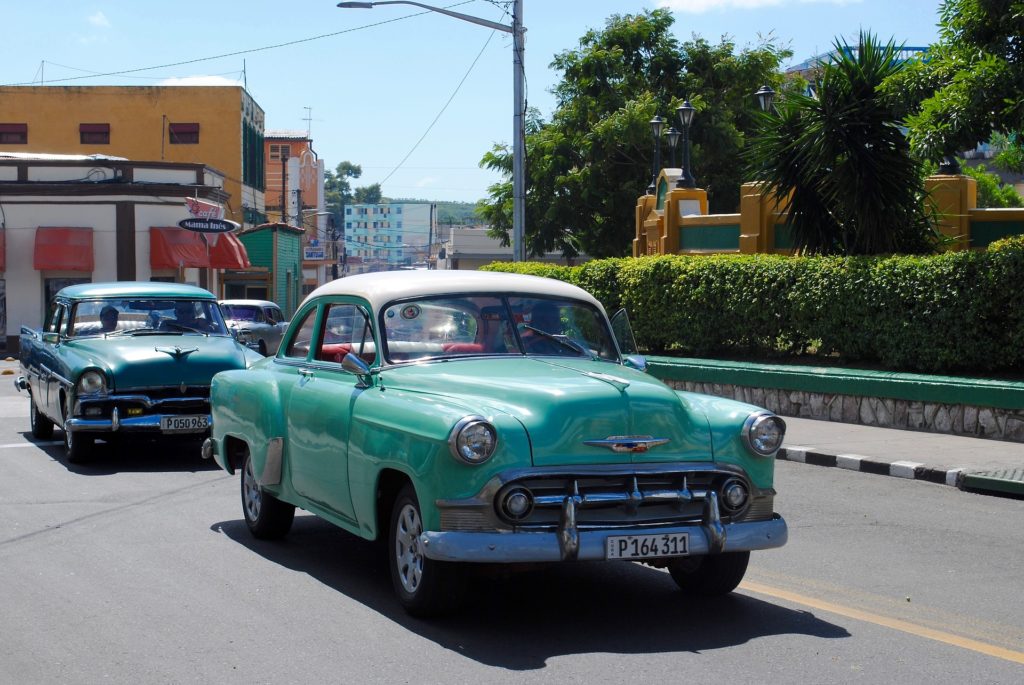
[883,0,1024,165]
[961,163,1024,207]
[353,183,382,204]
[746,33,936,255]
[324,160,362,210]
[478,9,789,258]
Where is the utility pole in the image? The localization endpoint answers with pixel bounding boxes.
[280,148,289,225]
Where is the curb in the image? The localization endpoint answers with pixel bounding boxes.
[778,446,966,488]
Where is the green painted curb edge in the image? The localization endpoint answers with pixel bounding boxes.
[960,470,1024,497]
[646,356,1024,411]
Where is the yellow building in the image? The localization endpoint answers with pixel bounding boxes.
[0,86,266,227]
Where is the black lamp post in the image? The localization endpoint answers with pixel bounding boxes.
[676,101,696,189]
[755,85,776,113]
[666,127,681,168]
[647,115,664,195]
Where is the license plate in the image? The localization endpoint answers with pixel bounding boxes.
[160,415,209,433]
[606,532,689,560]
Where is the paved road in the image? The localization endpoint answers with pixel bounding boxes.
[1,374,1022,683]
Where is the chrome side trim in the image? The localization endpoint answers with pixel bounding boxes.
[261,437,284,485]
[420,516,788,563]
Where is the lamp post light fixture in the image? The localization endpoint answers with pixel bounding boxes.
[647,115,664,195]
[337,0,527,262]
[666,127,681,168]
[676,101,696,189]
[755,85,776,113]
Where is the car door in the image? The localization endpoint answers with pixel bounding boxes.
[39,302,70,421]
[285,300,375,522]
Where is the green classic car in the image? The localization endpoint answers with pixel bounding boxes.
[16,282,263,463]
[204,270,788,616]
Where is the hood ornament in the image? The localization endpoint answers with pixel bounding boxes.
[155,346,199,360]
[583,435,670,453]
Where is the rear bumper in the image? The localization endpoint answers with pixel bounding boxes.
[420,515,787,563]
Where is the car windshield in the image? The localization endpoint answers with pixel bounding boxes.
[221,304,262,322]
[381,294,619,363]
[69,298,229,337]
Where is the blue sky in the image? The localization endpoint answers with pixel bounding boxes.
[3,1,944,204]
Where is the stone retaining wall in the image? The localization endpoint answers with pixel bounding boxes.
[663,380,1024,443]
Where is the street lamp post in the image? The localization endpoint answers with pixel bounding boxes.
[646,115,664,195]
[666,127,681,168]
[675,101,696,189]
[337,0,526,262]
[755,85,776,113]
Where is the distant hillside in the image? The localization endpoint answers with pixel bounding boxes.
[386,198,485,226]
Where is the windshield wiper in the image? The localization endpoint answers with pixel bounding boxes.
[520,325,590,356]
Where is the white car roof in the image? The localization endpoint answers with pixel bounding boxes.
[303,270,605,315]
[219,299,280,308]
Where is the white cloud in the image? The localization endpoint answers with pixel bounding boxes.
[158,75,245,87]
[657,0,861,13]
[87,11,110,28]
[415,176,439,188]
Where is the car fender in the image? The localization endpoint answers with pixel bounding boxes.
[210,368,287,479]
[347,386,532,535]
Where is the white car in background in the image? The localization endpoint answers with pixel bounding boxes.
[219,299,288,356]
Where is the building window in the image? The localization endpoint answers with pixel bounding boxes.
[396,206,402,214]
[269,144,291,161]
[345,208,352,215]
[0,123,28,144]
[168,122,200,144]
[79,123,110,145]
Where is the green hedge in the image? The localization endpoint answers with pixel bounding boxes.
[483,236,1024,373]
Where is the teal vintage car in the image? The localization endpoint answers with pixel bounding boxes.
[204,270,788,616]
[16,282,263,463]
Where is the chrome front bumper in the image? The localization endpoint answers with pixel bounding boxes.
[420,515,787,563]
[66,407,212,434]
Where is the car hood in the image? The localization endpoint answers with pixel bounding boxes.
[65,335,251,390]
[382,357,713,466]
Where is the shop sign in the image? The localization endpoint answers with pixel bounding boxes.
[178,218,240,233]
[303,246,327,261]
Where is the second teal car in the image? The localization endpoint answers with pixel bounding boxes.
[16,282,264,463]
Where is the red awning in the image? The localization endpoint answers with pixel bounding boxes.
[150,227,210,269]
[34,227,94,271]
[209,232,251,269]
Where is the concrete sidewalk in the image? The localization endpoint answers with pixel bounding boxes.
[782,416,1024,495]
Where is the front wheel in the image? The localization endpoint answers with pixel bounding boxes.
[64,425,94,464]
[241,449,295,539]
[668,551,750,597]
[30,395,54,439]
[389,484,465,617]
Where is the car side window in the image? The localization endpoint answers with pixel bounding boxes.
[282,307,318,360]
[46,304,65,334]
[266,307,283,324]
[318,303,374,364]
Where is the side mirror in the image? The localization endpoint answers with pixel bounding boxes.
[341,352,374,389]
[42,332,60,344]
[623,355,648,372]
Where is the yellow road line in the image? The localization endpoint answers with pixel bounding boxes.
[742,580,1024,666]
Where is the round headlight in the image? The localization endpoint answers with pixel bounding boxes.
[743,413,786,457]
[77,370,106,395]
[500,487,534,520]
[720,478,749,513]
[448,416,497,465]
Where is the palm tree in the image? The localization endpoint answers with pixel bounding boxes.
[746,33,936,255]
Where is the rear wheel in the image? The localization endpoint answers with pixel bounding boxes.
[668,551,750,597]
[389,484,465,617]
[29,395,54,440]
[241,448,295,539]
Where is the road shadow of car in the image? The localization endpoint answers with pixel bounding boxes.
[212,514,850,670]
[24,432,220,475]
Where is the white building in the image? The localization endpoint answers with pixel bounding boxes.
[343,203,436,273]
[0,153,247,351]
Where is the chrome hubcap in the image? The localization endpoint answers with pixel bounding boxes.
[394,503,424,594]
[243,458,262,521]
